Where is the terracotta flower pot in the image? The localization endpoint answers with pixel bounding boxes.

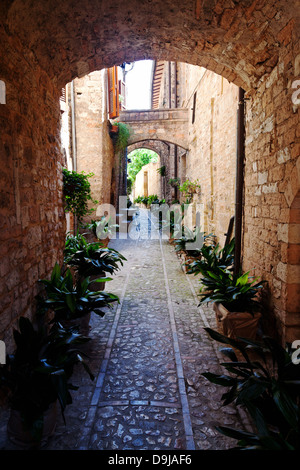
[61,312,91,336]
[213,302,261,341]
[7,401,57,449]
[88,273,106,292]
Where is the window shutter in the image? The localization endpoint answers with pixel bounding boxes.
[107,66,119,119]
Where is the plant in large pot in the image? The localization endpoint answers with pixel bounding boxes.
[187,237,264,340]
[201,328,300,450]
[65,237,126,291]
[178,178,201,203]
[0,317,94,448]
[86,216,119,246]
[186,237,235,276]
[174,228,217,266]
[198,268,265,341]
[37,263,119,332]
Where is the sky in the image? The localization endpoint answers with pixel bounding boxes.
[125,60,154,110]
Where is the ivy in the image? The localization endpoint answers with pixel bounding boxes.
[62,169,98,223]
[113,122,131,152]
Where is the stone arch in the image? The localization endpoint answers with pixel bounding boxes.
[3,1,295,91]
[127,140,165,159]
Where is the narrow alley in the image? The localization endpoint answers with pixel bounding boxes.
[0,210,251,451]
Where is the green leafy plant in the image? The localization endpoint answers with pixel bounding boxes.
[133,194,164,206]
[113,122,131,152]
[174,228,217,258]
[168,177,180,187]
[202,328,300,450]
[157,165,166,176]
[187,238,235,276]
[37,263,119,322]
[134,195,148,205]
[67,241,126,278]
[64,231,90,264]
[0,317,94,445]
[198,268,265,314]
[62,169,98,223]
[85,217,119,241]
[178,179,201,202]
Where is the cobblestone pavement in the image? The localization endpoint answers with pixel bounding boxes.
[0,210,252,451]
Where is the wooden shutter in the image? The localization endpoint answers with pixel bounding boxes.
[107,66,119,119]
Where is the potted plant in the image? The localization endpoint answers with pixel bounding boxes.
[199,268,265,340]
[187,237,235,276]
[187,238,265,340]
[174,229,217,272]
[0,317,94,448]
[168,177,180,188]
[37,263,119,332]
[65,237,126,290]
[90,216,119,246]
[178,178,201,203]
[201,328,300,450]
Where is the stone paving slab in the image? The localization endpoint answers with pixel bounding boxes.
[0,211,251,451]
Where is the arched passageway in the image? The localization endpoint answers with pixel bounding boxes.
[0,0,299,345]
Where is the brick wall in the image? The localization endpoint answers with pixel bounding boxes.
[157,62,239,244]
[180,65,238,243]
[243,38,300,341]
[71,71,116,218]
[0,27,65,350]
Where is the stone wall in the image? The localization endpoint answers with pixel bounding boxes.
[0,27,65,350]
[243,38,300,342]
[155,55,300,342]
[70,71,116,221]
[133,161,162,200]
[156,62,239,244]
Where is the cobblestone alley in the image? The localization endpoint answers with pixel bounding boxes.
[0,210,251,451]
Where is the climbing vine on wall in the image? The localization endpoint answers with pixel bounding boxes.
[62,169,98,223]
[113,122,131,152]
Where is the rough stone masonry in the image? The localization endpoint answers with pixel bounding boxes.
[0,0,299,348]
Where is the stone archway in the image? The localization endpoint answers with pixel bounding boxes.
[0,1,299,344]
[3,1,296,91]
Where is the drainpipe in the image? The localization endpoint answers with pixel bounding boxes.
[174,62,178,201]
[234,87,245,276]
[70,80,77,233]
[71,80,77,171]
